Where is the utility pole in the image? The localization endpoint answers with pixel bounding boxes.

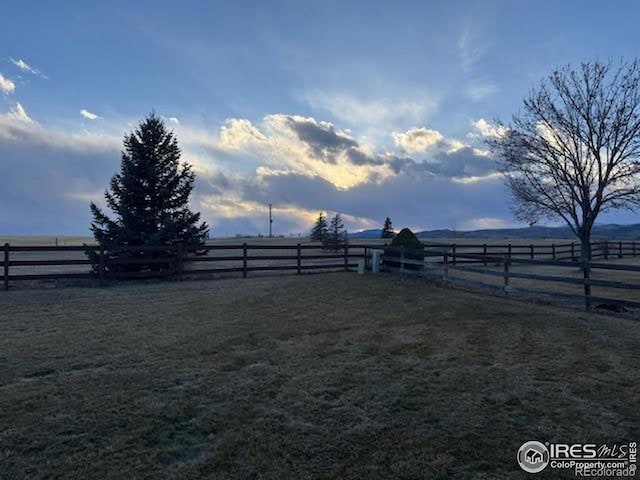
[269,203,273,238]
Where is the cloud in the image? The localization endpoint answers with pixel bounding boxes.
[0,103,33,127]
[10,58,46,78]
[469,118,508,139]
[80,109,101,120]
[301,90,438,137]
[0,105,510,236]
[0,73,16,94]
[167,117,180,124]
[465,82,498,101]
[458,25,490,72]
[392,127,444,154]
[218,118,267,150]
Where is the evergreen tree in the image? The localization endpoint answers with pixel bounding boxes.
[310,211,328,241]
[89,113,209,272]
[381,217,394,238]
[323,213,346,252]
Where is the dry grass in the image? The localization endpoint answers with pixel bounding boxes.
[1,273,639,479]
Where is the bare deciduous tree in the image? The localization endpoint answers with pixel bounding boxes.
[488,60,640,260]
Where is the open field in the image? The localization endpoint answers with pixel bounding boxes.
[1,273,638,479]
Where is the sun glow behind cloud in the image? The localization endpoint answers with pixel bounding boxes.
[0,99,505,235]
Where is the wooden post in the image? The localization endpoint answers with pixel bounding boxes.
[633,241,636,258]
[583,262,591,311]
[619,240,623,258]
[530,244,534,260]
[3,243,9,291]
[242,243,247,278]
[177,242,183,281]
[297,243,301,275]
[452,243,457,266]
[344,244,349,271]
[503,259,510,291]
[571,242,575,260]
[98,245,105,286]
[483,244,488,266]
[399,246,405,272]
[552,243,556,261]
[364,246,368,270]
[604,240,609,260]
[442,253,448,281]
[507,243,512,260]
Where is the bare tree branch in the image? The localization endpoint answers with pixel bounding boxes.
[487,60,640,260]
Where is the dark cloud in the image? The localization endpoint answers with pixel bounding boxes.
[284,116,357,162]
[0,112,506,236]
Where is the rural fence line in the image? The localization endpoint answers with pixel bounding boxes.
[1,242,370,290]
[380,244,640,312]
[422,239,640,262]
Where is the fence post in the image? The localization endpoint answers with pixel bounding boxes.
[634,241,636,258]
[552,243,556,261]
[619,240,623,258]
[507,243,512,260]
[442,253,448,281]
[177,242,183,281]
[483,244,488,266]
[364,246,368,270]
[452,243,457,266]
[530,244,534,260]
[3,243,9,291]
[400,246,405,272]
[297,243,301,275]
[571,242,575,260]
[583,261,591,311]
[243,243,248,278]
[503,258,510,291]
[98,245,105,286]
[604,240,609,260]
[344,244,349,271]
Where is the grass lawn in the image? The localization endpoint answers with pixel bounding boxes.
[1,273,638,479]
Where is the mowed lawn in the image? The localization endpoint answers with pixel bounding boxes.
[1,274,638,479]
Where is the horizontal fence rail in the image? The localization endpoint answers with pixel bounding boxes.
[1,242,372,290]
[378,243,640,312]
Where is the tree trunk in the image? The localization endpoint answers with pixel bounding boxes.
[579,232,592,263]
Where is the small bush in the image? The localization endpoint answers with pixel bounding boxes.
[384,228,424,270]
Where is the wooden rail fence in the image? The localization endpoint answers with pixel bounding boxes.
[380,244,640,311]
[422,239,640,263]
[1,243,370,290]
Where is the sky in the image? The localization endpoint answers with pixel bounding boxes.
[2,1,640,237]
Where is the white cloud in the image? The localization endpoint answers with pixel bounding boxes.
[167,117,180,124]
[10,58,46,78]
[469,118,508,139]
[458,25,490,72]
[218,118,267,150]
[301,90,438,137]
[1,103,33,124]
[80,109,101,120]
[0,73,16,94]
[392,127,444,154]
[465,82,498,101]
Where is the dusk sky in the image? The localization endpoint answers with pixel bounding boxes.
[2,1,640,236]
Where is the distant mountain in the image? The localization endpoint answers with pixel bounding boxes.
[347,229,383,239]
[348,223,640,240]
[416,223,640,240]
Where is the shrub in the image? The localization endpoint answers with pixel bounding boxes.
[383,228,424,271]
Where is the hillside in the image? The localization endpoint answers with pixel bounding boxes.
[348,224,640,240]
